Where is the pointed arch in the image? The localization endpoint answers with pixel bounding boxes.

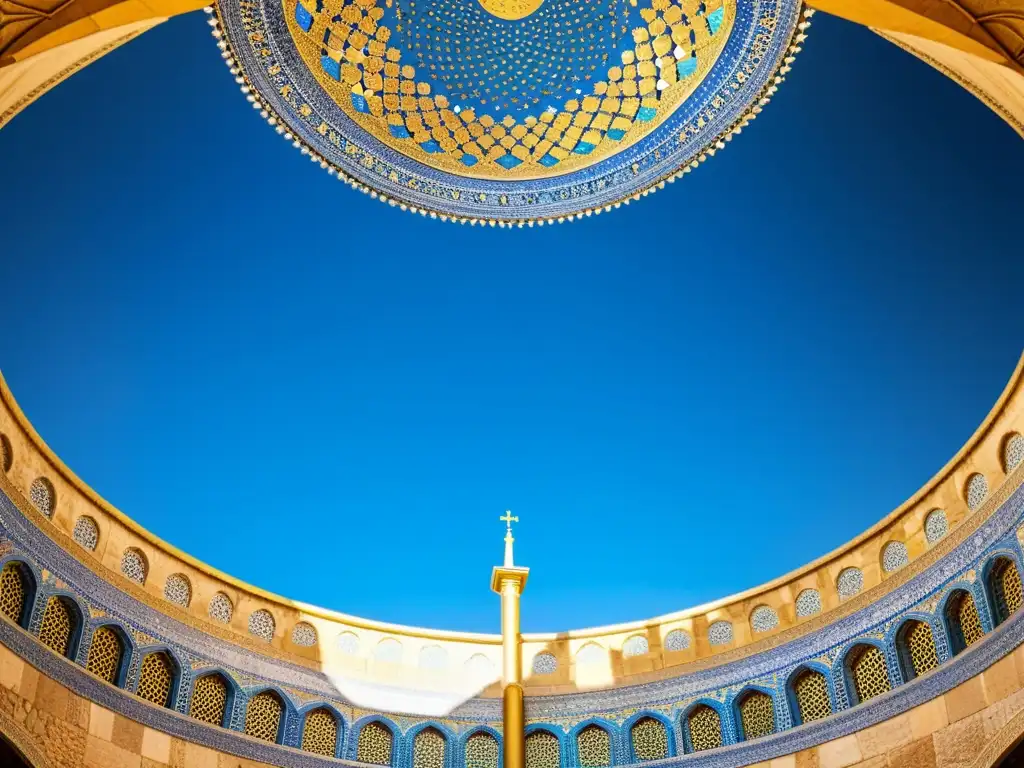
[680,699,726,754]
[570,718,615,767]
[85,621,132,687]
[408,723,454,768]
[524,725,565,768]
[243,687,286,744]
[133,645,184,709]
[943,586,986,656]
[984,553,1024,627]
[36,591,84,660]
[350,715,401,766]
[843,640,892,706]
[297,701,346,759]
[0,556,39,630]
[462,726,502,768]
[731,685,777,742]
[624,711,674,762]
[188,668,239,728]
[895,617,940,681]
[786,663,834,726]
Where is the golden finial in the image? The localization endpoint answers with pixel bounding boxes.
[500,510,519,566]
[500,510,519,534]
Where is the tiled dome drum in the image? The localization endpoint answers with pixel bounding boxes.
[211,0,806,222]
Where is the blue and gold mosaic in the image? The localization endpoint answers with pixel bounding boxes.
[215,0,803,220]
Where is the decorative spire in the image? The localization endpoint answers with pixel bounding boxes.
[500,510,519,567]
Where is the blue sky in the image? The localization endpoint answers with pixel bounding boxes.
[0,11,1021,634]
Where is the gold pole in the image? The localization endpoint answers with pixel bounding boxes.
[492,512,529,768]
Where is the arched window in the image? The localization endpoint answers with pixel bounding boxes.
[413,727,447,768]
[987,558,1024,626]
[965,473,988,510]
[1004,433,1024,473]
[576,724,611,767]
[750,606,779,633]
[357,722,395,766]
[465,732,499,768]
[896,620,939,681]
[525,730,560,768]
[791,668,832,724]
[685,705,722,753]
[630,717,668,761]
[29,477,55,518]
[0,562,34,628]
[248,609,276,642]
[302,707,339,757]
[136,652,176,708]
[945,590,984,655]
[189,673,230,727]
[208,592,234,624]
[846,644,891,705]
[244,690,284,743]
[72,516,99,551]
[38,596,80,659]
[622,635,649,657]
[120,548,148,585]
[737,691,774,741]
[86,625,126,685]
[292,622,318,647]
[163,574,192,607]
[0,434,11,473]
[795,589,822,618]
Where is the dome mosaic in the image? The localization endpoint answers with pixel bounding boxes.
[211,0,808,222]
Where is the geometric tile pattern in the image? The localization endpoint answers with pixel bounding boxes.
[190,673,229,726]
[38,596,74,657]
[413,727,446,768]
[163,574,191,607]
[795,589,822,618]
[0,434,10,473]
[245,690,283,742]
[120,548,147,585]
[302,707,338,756]
[576,724,611,767]
[904,620,938,678]
[707,621,733,647]
[992,558,1024,624]
[532,652,557,675]
[750,606,779,633]
[630,716,668,761]
[1006,433,1024,473]
[29,477,54,518]
[687,705,722,752]
[137,652,175,708]
[85,626,124,684]
[248,610,275,642]
[924,509,948,544]
[849,645,890,704]
[881,541,909,573]
[291,622,317,647]
[465,732,499,768]
[0,562,27,626]
[837,568,863,600]
[663,629,691,651]
[526,729,560,768]
[967,473,988,511]
[358,722,394,765]
[72,516,99,551]
[208,592,234,624]
[738,691,774,740]
[793,669,831,723]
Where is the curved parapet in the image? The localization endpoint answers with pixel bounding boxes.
[0,354,1023,767]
